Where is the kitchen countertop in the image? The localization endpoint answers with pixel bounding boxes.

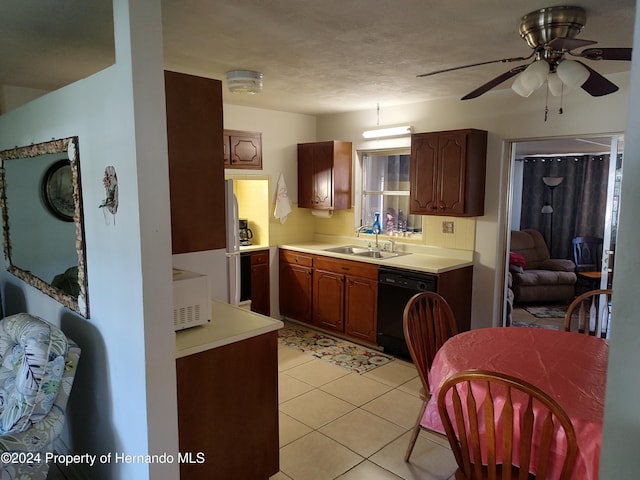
[279,241,473,274]
[239,244,270,253]
[175,299,283,359]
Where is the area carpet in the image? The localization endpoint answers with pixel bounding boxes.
[278,323,395,374]
[523,305,567,319]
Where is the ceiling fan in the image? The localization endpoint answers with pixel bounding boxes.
[418,6,633,101]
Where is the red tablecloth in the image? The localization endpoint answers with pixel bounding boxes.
[422,327,608,480]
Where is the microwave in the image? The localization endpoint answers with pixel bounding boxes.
[172,268,211,331]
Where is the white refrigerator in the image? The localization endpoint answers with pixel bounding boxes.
[225,179,241,306]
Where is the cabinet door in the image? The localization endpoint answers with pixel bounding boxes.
[165,71,225,253]
[297,143,315,208]
[438,131,467,215]
[228,130,262,169]
[313,269,344,332]
[279,253,313,323]
[176,332,279,479]
[251,251,270,316]
[312,143,334,209]
[344,275,377,344]
[410,132,439,214]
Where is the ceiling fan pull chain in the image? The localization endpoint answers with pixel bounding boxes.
[544,84,549,122]
[559,84,564,115]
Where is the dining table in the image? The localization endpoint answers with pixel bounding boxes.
[420,326,609,480]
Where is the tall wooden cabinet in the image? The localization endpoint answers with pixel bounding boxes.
[409,129,487,217]
[297,141,352,210]
[164,71,225,253]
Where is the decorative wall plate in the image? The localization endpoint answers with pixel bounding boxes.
[42,159,74,222]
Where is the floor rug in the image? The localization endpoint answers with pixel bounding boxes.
[278,323,395,374]
[523,305,567,319]
[511,321,560,330]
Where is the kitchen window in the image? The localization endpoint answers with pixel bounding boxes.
[358,150,422,235]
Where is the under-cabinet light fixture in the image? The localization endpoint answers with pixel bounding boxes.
[362,125,413,139]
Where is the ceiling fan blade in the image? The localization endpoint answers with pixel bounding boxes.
[577,61,619,97]
[546,37,597,52]
[576,47,633,61]
[461,64,527,100]
[417,53,533,78]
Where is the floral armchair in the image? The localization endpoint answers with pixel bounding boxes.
[0,313,81,479]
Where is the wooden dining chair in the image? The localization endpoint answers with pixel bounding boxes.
[564,289,613,338]
[403,291,458,462]
[438,370,577,480]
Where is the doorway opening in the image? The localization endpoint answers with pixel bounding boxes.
[503,134,624,329]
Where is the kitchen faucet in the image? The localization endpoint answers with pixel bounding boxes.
[355,225,370,237]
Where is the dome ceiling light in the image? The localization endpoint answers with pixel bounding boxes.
[226,70,263,94]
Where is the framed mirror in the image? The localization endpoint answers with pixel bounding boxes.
[0,136,89,317]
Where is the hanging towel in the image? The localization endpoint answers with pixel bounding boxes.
[274,173,292,224]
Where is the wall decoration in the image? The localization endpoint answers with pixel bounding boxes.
[99,165,118,224]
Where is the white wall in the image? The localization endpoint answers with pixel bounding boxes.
[316,76,630,328]
[600,3,640,476]
[0,1,178,478]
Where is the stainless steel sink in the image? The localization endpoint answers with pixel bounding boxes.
[323,245,411,260]
[353,250,411,259]
[323,245,370,255]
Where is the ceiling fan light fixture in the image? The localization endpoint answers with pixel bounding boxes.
[512,74,535,97]
[556,60,589,89]
[547,73,564,96]
[226,70,263,94]
[520,59,550,90]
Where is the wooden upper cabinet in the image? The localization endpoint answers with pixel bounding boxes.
[164,71,225,253]
[297,141,352,210]
[410,129,487,217]
[224,129,262,169]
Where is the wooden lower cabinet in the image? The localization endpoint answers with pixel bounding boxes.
[279,250,313,323]
[344,274,378,343]
[312,256,378,344]
[176,332,279,479]
[313,268,345,331]
[250,250,270,316]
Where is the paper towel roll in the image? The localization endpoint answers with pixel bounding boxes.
[311,210,333,218]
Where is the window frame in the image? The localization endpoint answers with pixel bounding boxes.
[355,147,421,236]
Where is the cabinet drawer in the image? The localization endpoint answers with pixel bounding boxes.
[280,249,313,268]
[251,250,269,265]
[314,256,378,280]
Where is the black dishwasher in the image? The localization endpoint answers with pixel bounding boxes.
[377,267,437,359]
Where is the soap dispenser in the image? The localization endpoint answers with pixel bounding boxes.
[372,212,382,234]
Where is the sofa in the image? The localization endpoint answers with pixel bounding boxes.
[0,313,81,480]
[509,229,576,304]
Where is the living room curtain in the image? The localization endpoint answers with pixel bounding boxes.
[519,155,611,260]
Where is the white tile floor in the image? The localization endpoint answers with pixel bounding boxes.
[272,334,458,480]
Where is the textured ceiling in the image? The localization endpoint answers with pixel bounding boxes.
[0,0,636,115]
